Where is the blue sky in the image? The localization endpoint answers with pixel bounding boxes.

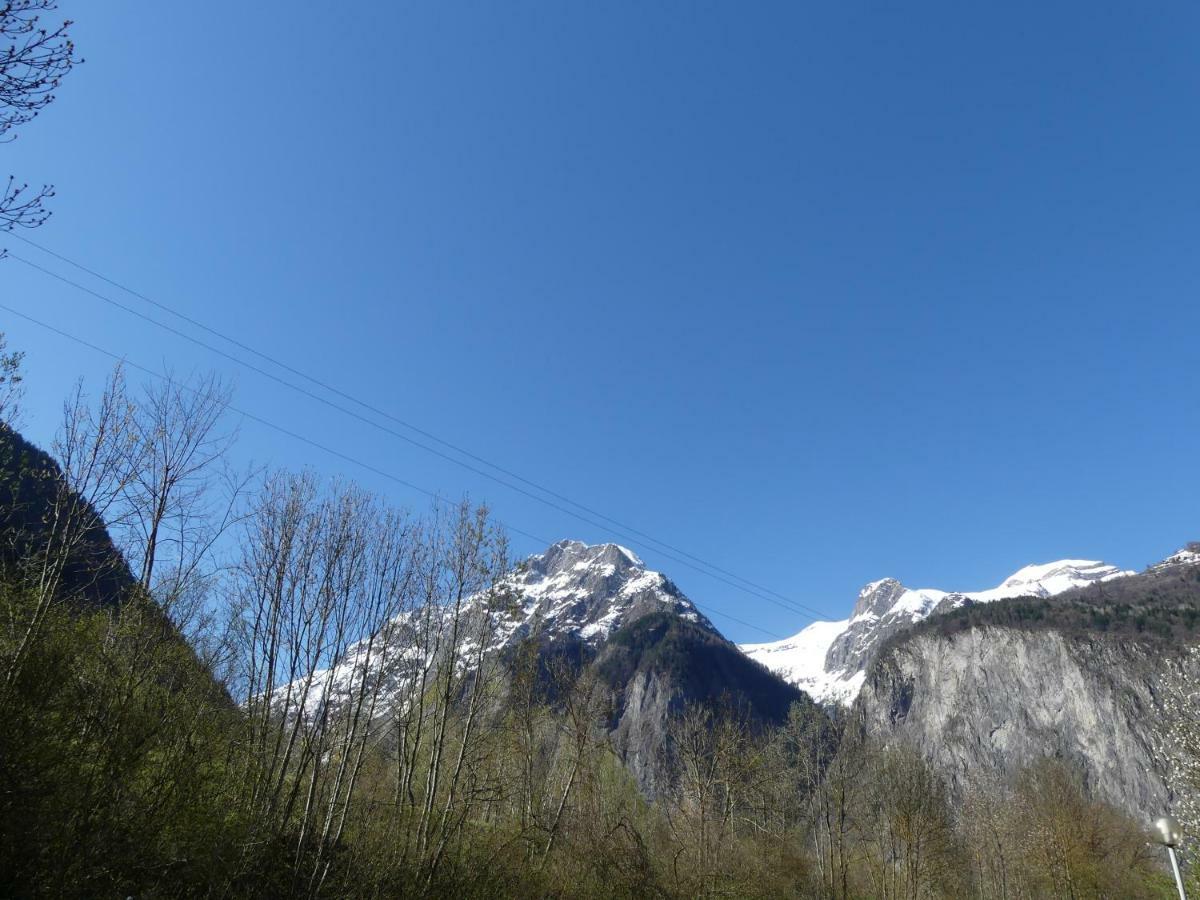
[2,1,1198,642]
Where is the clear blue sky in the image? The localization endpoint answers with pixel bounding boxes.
[3,1,1198,642]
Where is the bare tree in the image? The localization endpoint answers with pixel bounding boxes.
[806,720,866,900]
[118,372,237,628]
[1,1,79,229]
[2,367,135,691]
[663,700,763,896]
[230,477,518,897]
[537,664,610,869]
[0,330,23,423]
[855,744,960,900]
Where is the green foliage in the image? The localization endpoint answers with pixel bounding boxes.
[0,584,249,896]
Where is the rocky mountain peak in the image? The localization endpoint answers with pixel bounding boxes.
[508,541,704,644]
[532,540,643,579]
[852,578,909,619]
[742,552,1137,707]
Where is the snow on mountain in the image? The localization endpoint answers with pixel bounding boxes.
[1149,542,1200,573]
[275,540,714,720]
[493,539,711,645]
[740,558,1135,706]
[735,618,853,705]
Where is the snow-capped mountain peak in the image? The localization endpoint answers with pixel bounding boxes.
[993,560,1124,596]
[499,540,705,644]
[851,578,909,619]
[1149,543,1200,572]
[275,541,712,721]
[742,556,1136,706]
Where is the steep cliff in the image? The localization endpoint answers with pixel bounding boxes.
[854,554,1200,818]
[594,609,812,794]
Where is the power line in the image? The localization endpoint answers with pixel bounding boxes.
[4,239,836,624]
[9,252,823,624]
[9,247,835,628]
[0,300,789,643]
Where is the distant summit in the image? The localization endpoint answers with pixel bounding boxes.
[1149,542,1200,573]
[741,557,1135,705]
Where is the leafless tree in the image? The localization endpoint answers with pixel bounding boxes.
[1,1,79,229]
[855,744,960,900]
[663,700,764,895]
[117,372,239,634]
[537,664,610,869]
[0,330,23,423]
[2,367,135,691]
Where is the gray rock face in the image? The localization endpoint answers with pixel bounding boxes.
[607,667,676,795]
[851,579,910,619]
[824,580,943,677]
[855,626,1194,818]
[743,559,1135,706]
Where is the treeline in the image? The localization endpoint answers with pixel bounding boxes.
[0,348,1180,898]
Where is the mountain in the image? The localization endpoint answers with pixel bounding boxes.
[495,540,715,646]
[0,422,134,608]
[740,559,1133,705]
[292,539,816,794]
[854,547,1200,818]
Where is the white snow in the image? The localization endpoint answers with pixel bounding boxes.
[267,540,709,720]
[1150,545,1200,571]
[740,557,1135,707]
[741,618,849,699]
[615,545,645,566]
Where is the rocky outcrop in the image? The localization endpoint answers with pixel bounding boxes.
[595,609,814,794]
[855,627,1187,817]
[853,557,1200,818]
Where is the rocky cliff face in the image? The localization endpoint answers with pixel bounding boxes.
[592,608,814,794]
[742,559,1133,705]
[855,628,1181,815]
[853,555,1200,818]
[500,541,814,793]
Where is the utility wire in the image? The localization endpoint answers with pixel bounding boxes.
[4,231,834,620]
[9,253,822,624]
[5,244,835,625]
[0,301,788,642]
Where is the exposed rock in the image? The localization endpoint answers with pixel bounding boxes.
[742,559,1134,706]
[855,628,1186,816]
[853,555,1200,818]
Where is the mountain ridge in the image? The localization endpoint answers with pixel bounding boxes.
[281,538,814,795]
[741,556,1135,705]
